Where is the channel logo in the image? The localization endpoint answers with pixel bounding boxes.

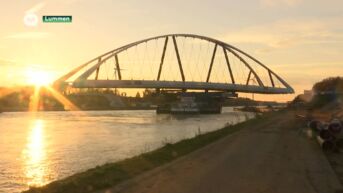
[24,13,38,27]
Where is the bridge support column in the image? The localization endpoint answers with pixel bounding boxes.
[206,44,217,82]
[172,36,185,82]
[157,37,169,81]
[114,54,122,80]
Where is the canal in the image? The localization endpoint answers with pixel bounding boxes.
[0,107,254,193]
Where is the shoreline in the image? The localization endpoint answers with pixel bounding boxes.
[0,105,283,113]
[0,107,157,113]
[23,109,343,193]
[23,110,266,193]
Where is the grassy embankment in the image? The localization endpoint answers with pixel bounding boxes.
[24,111,279,193]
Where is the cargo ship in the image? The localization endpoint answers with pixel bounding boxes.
[156,93,223,114]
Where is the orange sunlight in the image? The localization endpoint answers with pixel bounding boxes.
[23,119,48,187]
[45,86,80,111]
[25,69,54,87]
[24,67,80,112]
[28,86,40,112]
[28,85,80,112]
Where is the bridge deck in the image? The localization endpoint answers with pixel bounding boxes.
[71,80,293,94]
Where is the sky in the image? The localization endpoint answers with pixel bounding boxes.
[0,0,342,101]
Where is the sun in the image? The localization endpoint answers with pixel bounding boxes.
[26,69,53,87]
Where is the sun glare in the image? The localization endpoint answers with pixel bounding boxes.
[26,69,53,87]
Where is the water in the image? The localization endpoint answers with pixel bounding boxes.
[0,107,254,193]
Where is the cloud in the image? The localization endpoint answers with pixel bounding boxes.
[24,0,82,14]
[222,18,343,52]
[26,2,47,13]
[272,61,343,85]
[4,32,53,39]
[0,58,16,66]
[260,0,303,7]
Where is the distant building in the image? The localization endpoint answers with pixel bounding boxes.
[303,90,313,102]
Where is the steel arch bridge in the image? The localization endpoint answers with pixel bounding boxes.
[54,34,294,94]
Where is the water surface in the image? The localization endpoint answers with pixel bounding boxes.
[0,107,254,193]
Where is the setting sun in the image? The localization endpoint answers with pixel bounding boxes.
[25,69,53,87]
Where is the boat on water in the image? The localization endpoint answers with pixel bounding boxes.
[157,95,222,114]
[170,101,200,114]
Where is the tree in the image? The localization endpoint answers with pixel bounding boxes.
[311,77,343,108]
[312,77,343,93]
[135,92,141,98]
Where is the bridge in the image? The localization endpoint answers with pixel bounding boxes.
[54,34,294,95]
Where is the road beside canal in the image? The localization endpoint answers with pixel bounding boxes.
[98,110,342,193]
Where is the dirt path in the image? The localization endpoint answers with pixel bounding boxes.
[98,111,342,193]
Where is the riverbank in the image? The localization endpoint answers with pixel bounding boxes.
[99,109,341,193]
[23,110,263,193]
[1,108,249,193]
[23,109,343,193]
[0,106,157,112]
[301,108,343,186]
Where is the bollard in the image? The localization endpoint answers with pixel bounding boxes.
[308,120,320,131]
[317,136,335,151]
[306,129,313,138]
[328,119,342,134]
[337,138,343,148]
[319,128,335,140]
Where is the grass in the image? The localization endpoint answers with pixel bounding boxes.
[23,112,273,193]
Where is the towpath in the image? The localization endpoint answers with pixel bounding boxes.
[98,111,342,193]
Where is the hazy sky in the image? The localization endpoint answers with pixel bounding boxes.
[0,0,342,101]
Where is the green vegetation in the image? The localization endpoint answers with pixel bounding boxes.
[23,113,270,193]
[311,77,343,108]
[0,87,64,111]
[223,97,283,107]
[290,77,343,109]
[313,77,343,93]
[0,86,284,112]
[0,87,154,111]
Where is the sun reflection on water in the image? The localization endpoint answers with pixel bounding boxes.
[22,119,48,187]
